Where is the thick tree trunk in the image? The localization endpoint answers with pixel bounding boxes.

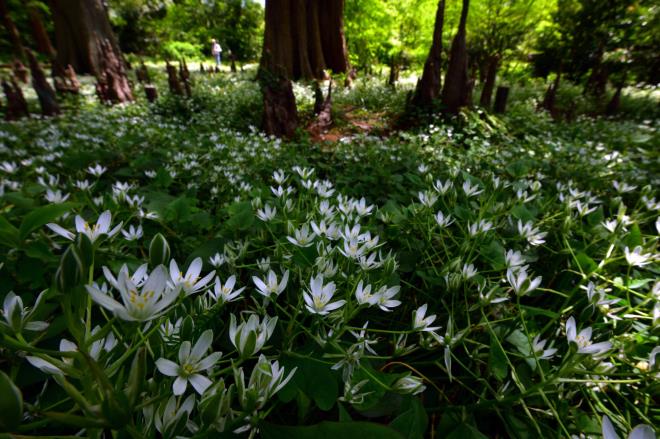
[259,0,348,80]
[95,39,134,104]
[2,78,29,120]
[259,0,299,138]
[0,0,26,60]
[411,0,446,109]
[27,51,60,117]
[479,55,499,108]
[50,0,123,75]
[28,5,56,58]
[441,0,470,114]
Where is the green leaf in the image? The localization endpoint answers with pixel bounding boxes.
[446,424,489,439]
[260,421,405,439]
[574,252,597,275]
[489,336,509,381]
[279,355,339,411]
[480,240,506,270]
[389,397,428,439]
[224,201,254,231]
[0,371,23,432]
[511,204,536,222]
[19,203,76,241]
[0,215,19,248]
[625,224,642,248]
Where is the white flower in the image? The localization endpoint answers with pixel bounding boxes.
[229,314,277,357]
[462,263,478,279]
[412,304,440,332]
[355,280,374,305]
[462,181,483,197]
[624,246,653,267]
[209,252,225,268]
[170,257,215,296]
[353,198,374,216]
[252,269,289,298]
[26,356,64,376]
[156,329,221,395]
[47,210,122,243]
[256,204,277,222]
[339,238,367,259]
[1,291,49,334]
[373,285,401,312]
[601,415,655,439]
[517,220,547,246]
[504,249,525,268]
[433,179,453,195]
[434,211,454,228]
[86,265,178,322]
[612,180,637,194]
[566,316,612,355]
[602,219,618,233]
[303,274,346,315]
[44,189,69,203]
[87,164,107,177]
[506,268,541,296]
[392,375,426,395]
[209,275,245,304]
[121,224,143,241]
[286,224,316,247]
[417,190,438,208]
[150,394,195,436]
[531,335,557,360]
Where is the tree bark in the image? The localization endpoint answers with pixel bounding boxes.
[441,0,470,114]
[95,39,134,104]
[411,0,446,109]
[2,78,29,120]
[479,55,499,109]
[0,0,26,60]
[259,0,348,80]
[259,0,299,138]
[605,82,623,116]
[493,86,509,113]
[50,0,124,75]
[28,5,56,58]
[27,50,60,116]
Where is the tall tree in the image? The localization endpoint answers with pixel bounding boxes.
[28,3,55,58]
[410,0,446,109]
[49,0,123,75]
[0,0,26,60]
[259,0,349,80]
[259,0,298,138]
[441,0,470,114]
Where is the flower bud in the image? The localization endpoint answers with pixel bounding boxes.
[149,233,170,267]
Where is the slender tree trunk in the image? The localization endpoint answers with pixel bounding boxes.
[259,0,348,80]
[541,67,562,117]
[493,86,509,113]
[28,5,56,58]
[27,50,60,116]
[441,0,470,114]
[605,82,624,115]
[50,0,124,75]
[479,54,499,108]
[410,0,446,109]
[0,0,25,60]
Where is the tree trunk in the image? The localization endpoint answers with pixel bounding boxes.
[441,0,470,114]
[605,82,623,116]
[27,51,60,117]
[259,0,299,138]
[50,0,124,75]
[493,86,509,113]
[387,55,400,87]
[479,55,499,109]
[411,0,446,109]
[28,5,56,58]
[144,84,158,103]
[95,39,134,104]
[2,78,29,120]
[166,62,183,96]
[259,0,348,80]
[541,68,561,118]
[0,0,26,60]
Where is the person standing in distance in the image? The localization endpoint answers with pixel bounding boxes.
[211,39,222,68]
